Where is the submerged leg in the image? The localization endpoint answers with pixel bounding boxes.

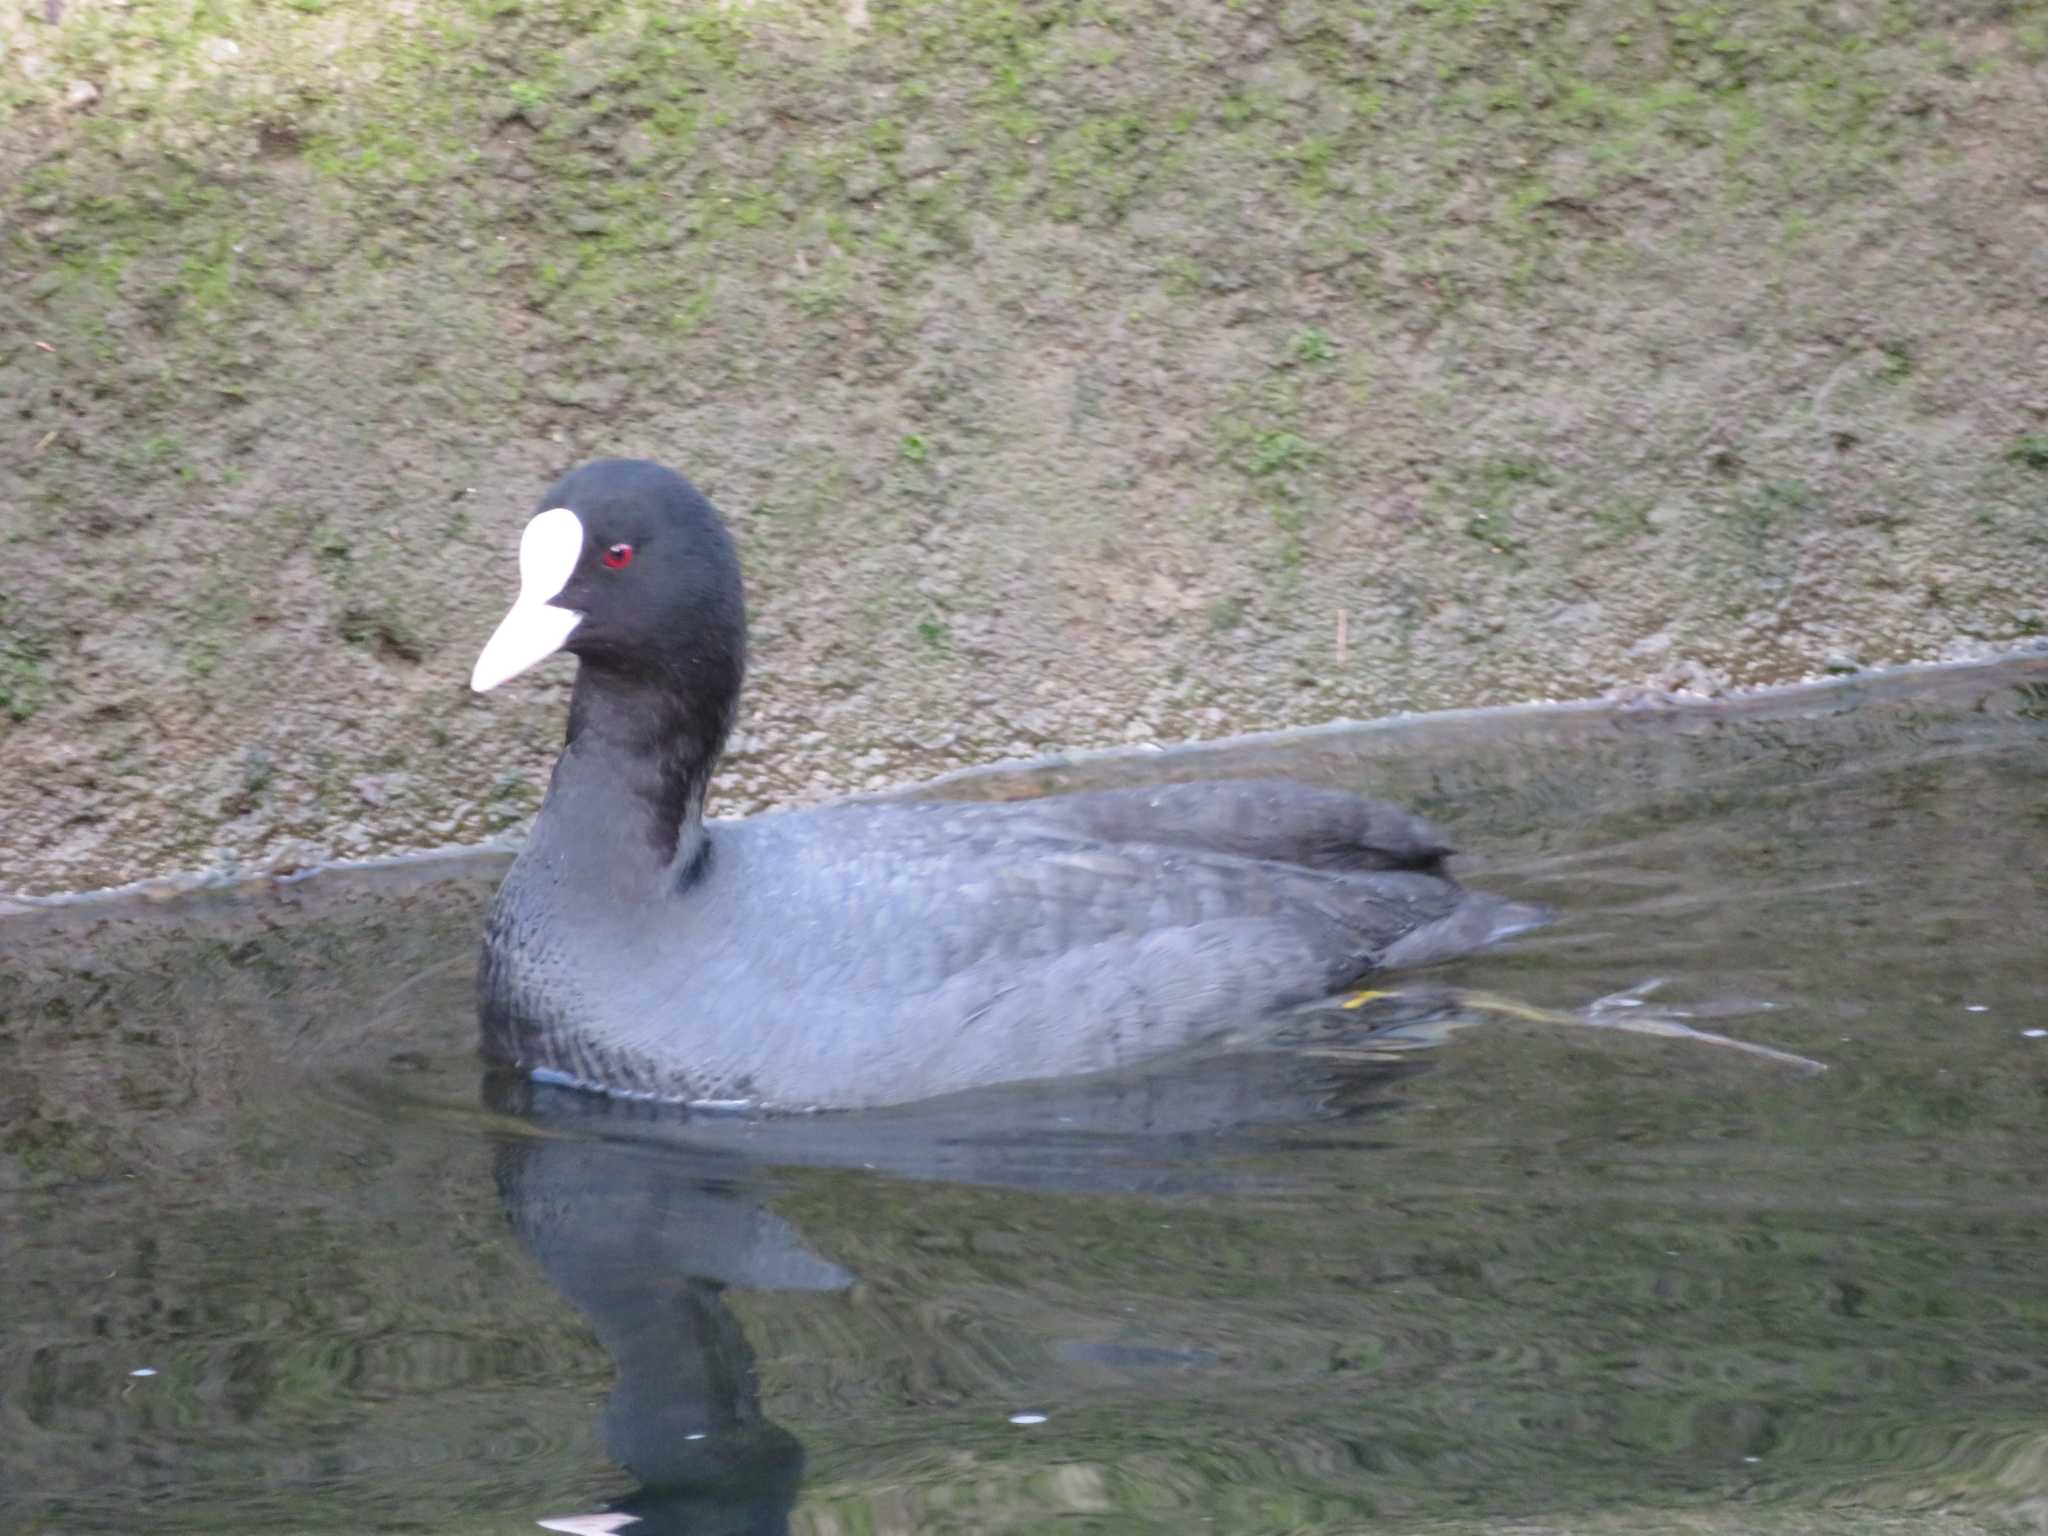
[1325,980,1826,1073]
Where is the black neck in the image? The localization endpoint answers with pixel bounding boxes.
[525,659,738,893]
[576,669,730,833]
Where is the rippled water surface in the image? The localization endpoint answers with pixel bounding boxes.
[4,657,2046,1535]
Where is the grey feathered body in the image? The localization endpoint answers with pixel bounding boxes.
[480,776,1535,1110]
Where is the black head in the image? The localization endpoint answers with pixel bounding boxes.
[472,459,747,704]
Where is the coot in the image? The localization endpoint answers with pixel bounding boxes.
[471,459,1541,1110]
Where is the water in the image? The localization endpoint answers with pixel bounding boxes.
[4,656,2046,1535]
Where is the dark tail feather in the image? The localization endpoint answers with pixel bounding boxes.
[1377,892,1551,970]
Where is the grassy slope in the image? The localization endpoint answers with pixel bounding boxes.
[2,0,2046,891]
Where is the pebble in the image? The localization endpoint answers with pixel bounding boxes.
[264,839,322,875]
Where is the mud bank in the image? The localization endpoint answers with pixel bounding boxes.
[3,0,2046,894]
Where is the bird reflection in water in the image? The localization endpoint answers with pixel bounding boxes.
[482,991,1550,1532]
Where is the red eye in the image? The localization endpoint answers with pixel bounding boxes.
[601,543,634,570]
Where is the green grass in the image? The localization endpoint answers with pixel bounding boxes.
[0,631,51,723]
[2,0,1979,371]
[1285,328,1337,365]
[1242,430,1313,479]
[2005,435,2048,471]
